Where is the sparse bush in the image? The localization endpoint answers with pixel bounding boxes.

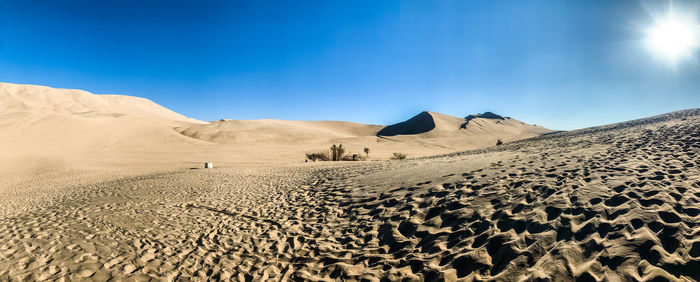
[341,153,366,161]
[496,139,503,146]
[305,151,330,161]
[307,144,366,162]
[330,144,345,161]
[391,152,407,160]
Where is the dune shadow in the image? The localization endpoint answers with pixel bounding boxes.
[377,111,436,136]
[460,111,504,128]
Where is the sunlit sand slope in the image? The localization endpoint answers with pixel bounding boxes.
[0,109,697,280]
[177,111,553,154]
[177,119,384,144]
[375,111,553,151]
[0,83,554,219]
[0,82,192,121]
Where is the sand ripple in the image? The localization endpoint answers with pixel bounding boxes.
[1,109,699,280]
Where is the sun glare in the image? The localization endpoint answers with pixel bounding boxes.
[645,8,700,65]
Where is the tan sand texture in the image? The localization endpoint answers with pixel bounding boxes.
[0,82,551,175]
[1,83,699,280]
[0,83,193,121]
[176,110,552,161]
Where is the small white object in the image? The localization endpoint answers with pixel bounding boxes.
[204,162,213,168]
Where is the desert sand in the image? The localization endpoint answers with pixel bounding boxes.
[1,83,699,281]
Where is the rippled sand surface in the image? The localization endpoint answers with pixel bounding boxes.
[1,109,699,281]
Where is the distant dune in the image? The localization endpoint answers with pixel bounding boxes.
[0,83,208,159]
[177,119,384,144]
[0,82,193,121]
[376,111,552,149]
[0,82,554,212]
[1,83,551,157]
[178,111,552,149]
[0,82,555,199]
[377,110,550,139]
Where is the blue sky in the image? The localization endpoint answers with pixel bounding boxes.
[1,1,698,130]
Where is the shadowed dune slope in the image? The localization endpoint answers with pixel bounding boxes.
[376,111,441,136]
[378,111,550,139]
[376,111,554,149]
[462,111,505,128]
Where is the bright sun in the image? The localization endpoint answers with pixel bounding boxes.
[645,8,700,65]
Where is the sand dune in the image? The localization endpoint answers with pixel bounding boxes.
[1,83,550,162]
[377,111,464,136]
[0,82,193,121]
[0,83,210,216]
[377,111,548,138]
[0,82,211,159]
[1,108,698,280]
[2,82,697,281]
[178,111,552,152]
[177,119,384,144]
[377,111,553,149]
[0,83,552,215]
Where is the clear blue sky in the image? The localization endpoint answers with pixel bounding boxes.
[1,1,698,130]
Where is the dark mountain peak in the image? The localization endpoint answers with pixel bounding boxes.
[464,112,504,121]
[461,112,506,128]
[377,111,436,136]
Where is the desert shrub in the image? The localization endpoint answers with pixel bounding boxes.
[341,153,366,161]
[391,152,407,160]
[307,144,354,161]
[496,139,503,146]
[330,144,345,161]
[305,151,330,161]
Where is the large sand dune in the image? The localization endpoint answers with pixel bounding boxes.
[1,83,212,209]
[177,110,553,158]
[1,83,550,162]
[0,83,192,121]
[377,111,552,149]
[177,119,384,144]
[0,83,552,215]
[1,82,698,281]
[0,82,206,157]
[1,107,698,280]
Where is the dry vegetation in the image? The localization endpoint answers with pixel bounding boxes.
[390,152,407,160]
[305,144,367,162]
[305,151,330,161]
